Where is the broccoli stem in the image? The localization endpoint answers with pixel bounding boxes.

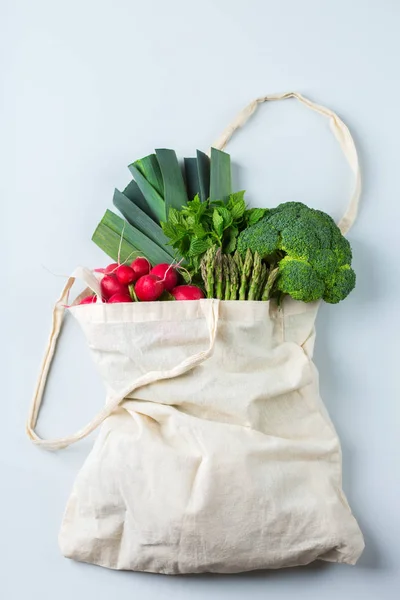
[248,252,262,301]
[239,249,253,300]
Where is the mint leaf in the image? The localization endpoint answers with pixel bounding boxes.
[188,237,212,257]
[224,227,238,254]
[231,199,246,220]
[213,209,224,237]
[228,190,245,206]
[192,223,207,238]
[168,208,181,226]
[161,221,176,239]
[246,208,266,226]
[218,206,233,228]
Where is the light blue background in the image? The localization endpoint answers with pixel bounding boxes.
[2,0,400,598]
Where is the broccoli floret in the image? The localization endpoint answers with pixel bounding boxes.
[323,265,356,304]
[236,217,280,257]
[237,202,356,304]
[277,257,325,302]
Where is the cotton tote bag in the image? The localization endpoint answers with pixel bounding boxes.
[27,92,364,574]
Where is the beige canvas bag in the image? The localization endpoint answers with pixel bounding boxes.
[27,93,365,574]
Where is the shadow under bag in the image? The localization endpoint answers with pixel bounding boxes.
[27,92,365,574]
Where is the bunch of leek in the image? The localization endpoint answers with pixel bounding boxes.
[92,148,232,265]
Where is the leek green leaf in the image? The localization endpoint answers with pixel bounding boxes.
[184,158,200,200]
[133,154,164,197]
[209,148,232,203]
[156,148,188,213]
[93,210,175,266]
[113,189,174,256]
[128,163,166,222]
[92,222,139,264]
[123,179,157,222]
[196,150,210,202]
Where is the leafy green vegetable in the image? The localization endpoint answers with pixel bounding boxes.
[113,189,174,256]
[161,191,256,271]
[133,154,164,197]
[237,202,356,304]
[213,210,224,236]
[155,149,188,213]
[209,148,232,203]
[92,220,139,264]
[245,207,267,227]
[92,210,175,266]
[128,163,166,222]
[184,157,200,200]
[196,150,210,202]
[122,179,157,222]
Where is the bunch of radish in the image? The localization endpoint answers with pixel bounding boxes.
[79,258,205,305]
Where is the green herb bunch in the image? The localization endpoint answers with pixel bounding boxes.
[161,192,266,271]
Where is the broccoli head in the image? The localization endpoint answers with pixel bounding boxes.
[237,202,356,304]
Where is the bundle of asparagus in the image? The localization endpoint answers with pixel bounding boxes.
[200,247,279,301]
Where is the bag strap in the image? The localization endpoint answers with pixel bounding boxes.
[26,270,220,450]
[212,92,361,235]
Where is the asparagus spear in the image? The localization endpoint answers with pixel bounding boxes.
[257,263,268,301]
[229,255,239,300]
[201,246,217,298]
[223,255,231,300]
[239,249,253,300]
[215,248,224,299]
[200,252,208,293]
[234,250,243,275]
[248,252,262,301]
[261,265,280,300]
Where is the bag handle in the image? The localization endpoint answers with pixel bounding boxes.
[26,270,220,450]
[211,92,361,235]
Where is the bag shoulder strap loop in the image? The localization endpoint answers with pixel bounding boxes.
[211,92,361,235]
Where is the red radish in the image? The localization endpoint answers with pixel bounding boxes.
[116,264,136,285]
[105,262,119,274]
[108,292,132,303]
[131,257,151,279]
[150,263,178,291]
[94,262,120,275]
[135,274,164,301]
[171,285,205,301]
[101,274,128,299]
[79,295,97,305]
